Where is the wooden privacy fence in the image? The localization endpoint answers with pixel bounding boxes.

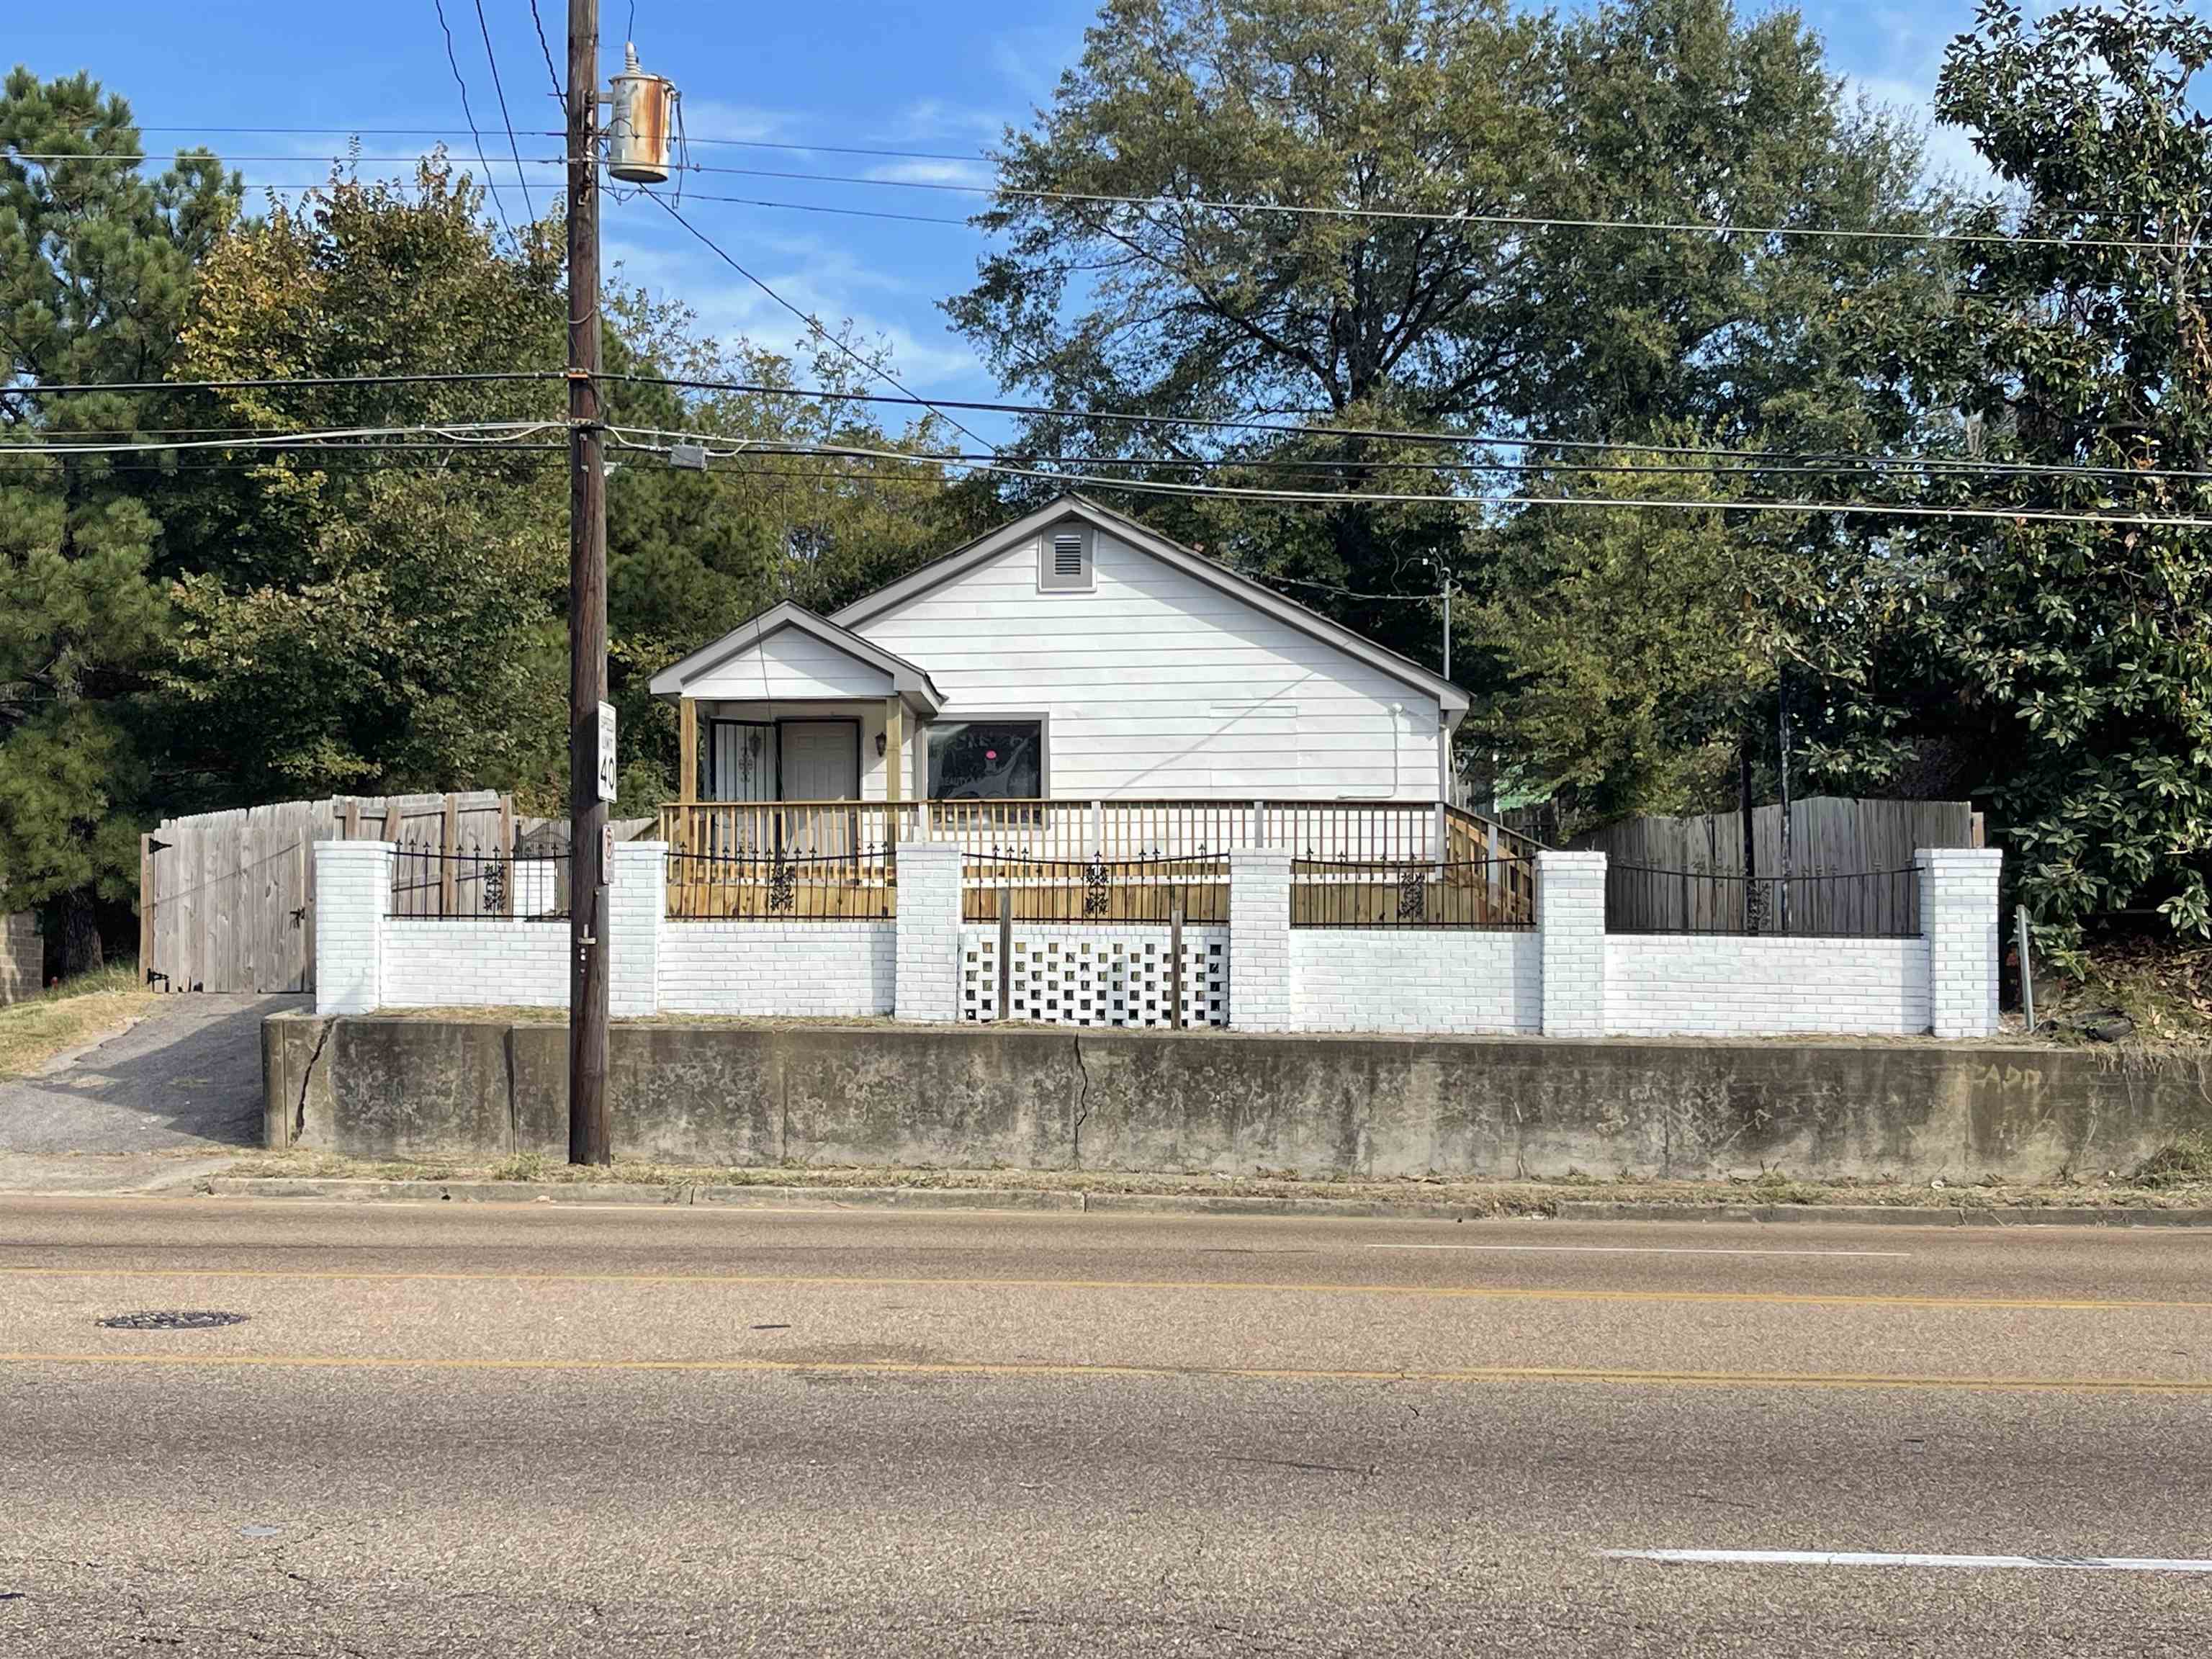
[142,791,512,993]
[1566,797,1977,935]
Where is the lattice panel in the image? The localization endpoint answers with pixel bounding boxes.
[960,927,1227,1028]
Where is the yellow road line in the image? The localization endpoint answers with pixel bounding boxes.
[0,1264,2202,1313]
[0,1350,2207,1392]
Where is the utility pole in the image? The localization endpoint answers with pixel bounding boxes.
[567,0,611,1166]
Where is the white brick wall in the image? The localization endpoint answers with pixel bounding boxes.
[314,832,1995,1040]
[1228,849,1293,1031]
[1290,929,1539,1034]
[1922,847,2002,1038]
[608,841,666,1018]
[315,842,391,1015]
[660,922,895,1017]
[1603,935,1930,1036]
[894,842,963,1022]
[1538,851,1606,1038]
[383,920,570,1009]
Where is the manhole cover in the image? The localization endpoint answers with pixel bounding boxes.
[96,1310,249,1331]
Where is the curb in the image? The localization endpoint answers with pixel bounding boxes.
[1552,1200,2212,1229]
[194,1177,2212,1227]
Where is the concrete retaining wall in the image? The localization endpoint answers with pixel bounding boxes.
[264,1011,2212,1185]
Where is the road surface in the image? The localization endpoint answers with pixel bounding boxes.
[2,1197,2208,1655]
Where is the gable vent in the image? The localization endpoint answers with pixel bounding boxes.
[1038,522,1094,591]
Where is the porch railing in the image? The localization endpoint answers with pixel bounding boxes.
[655,799,1542,920]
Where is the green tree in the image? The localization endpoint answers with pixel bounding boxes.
[1910,0,2212,953]
[158,163,571,809]
[0,68,237,967]
[1465,451,1776,830]
[948,0,1944,678]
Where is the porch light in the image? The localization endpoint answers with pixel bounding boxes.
[875,732,888,757]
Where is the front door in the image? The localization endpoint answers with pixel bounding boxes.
[781,721,858,801]
[778,720,860,858]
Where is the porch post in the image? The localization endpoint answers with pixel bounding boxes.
[678,696,698,802]
[883,696,904,806]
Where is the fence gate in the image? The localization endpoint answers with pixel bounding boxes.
[142,791,511,993]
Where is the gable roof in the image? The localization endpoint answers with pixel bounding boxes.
[647,600,945,713]
[832,493,1469,719]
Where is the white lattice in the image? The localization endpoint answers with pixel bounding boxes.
[960,926,1227,1028]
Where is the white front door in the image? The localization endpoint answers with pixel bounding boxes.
[781,721,858,801]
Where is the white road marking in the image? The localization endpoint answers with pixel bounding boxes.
[1604,1550,2212,1573]
[1368,1244,1911,1258]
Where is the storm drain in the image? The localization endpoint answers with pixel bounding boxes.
[96,1310,249,1331]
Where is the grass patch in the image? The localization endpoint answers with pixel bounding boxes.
[2132,1133,2212,1189]
[0,963,159,1079]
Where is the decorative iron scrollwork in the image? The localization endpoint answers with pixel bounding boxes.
[767,848,796,914]
[1083,853,1110,917]
[481,858,506,914]
[1396,862,1427,921]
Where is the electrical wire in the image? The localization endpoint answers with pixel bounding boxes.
[608,430,2212,530]
[4,421,564,456]
[642,192,1002,457]
[472,0,536,221]
[432,0,514,236]
[628,162,2194,255]
[528,1,565,104]
[9,369,2203,486]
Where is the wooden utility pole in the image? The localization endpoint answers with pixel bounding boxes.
[567,0,612,1165]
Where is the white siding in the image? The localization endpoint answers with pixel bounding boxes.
[855,529,1443,799]
[685,626,894,700]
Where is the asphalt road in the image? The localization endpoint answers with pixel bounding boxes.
[3,1198,2208,1656]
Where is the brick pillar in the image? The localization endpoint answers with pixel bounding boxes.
[1537,850,1607,1038]
[1228,848,1293,1031]
[315,841,392,1016]
[894,842,963,1022]
[1920,847,2002,1038]
[608,840,666,1019]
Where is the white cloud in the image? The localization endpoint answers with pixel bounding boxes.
[675,99,793,146]
[892,98,1012,143]
[603,233,986,389]
[863,157,995,190]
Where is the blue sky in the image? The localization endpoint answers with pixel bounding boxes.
[14,1,2002,419]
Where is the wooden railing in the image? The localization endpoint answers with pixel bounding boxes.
[655,799,1543,922]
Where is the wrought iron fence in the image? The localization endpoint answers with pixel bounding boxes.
[387,848,570,920]
[963,853,1228,923]
[1604,862,1920,938]
[1290,856,1537,929]
[666,846,897,920]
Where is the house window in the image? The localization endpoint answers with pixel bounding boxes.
[928,720,1044,799]
[1038,523,1093,591]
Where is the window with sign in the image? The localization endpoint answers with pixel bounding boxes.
[927,720,1043,799]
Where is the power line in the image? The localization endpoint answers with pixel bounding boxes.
[13,367,2211,487]
[640,162,2193,255]
[527,2,565,104]
[472,0,536,222]
[4,421,564,456]
[642,192,1002,457]
[613,431,2212,530]
[432,0,514,237]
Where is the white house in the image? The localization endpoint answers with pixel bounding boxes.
[648,493,1468,809]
